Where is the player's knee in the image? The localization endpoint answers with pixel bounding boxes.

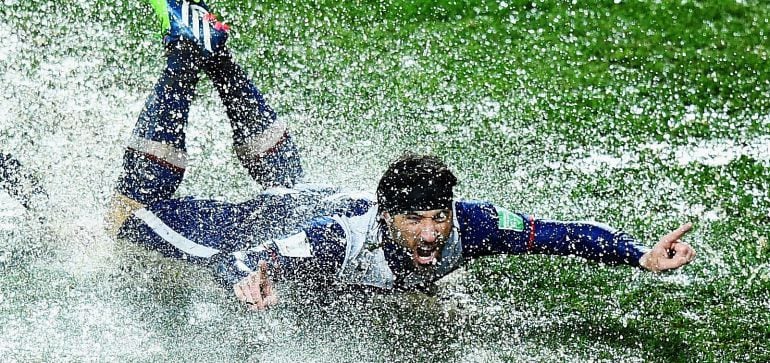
[104,193,145,238]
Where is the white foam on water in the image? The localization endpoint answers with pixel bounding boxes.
[401,55,420,69]
[0,298,163,361]
[187,301,223,325]
[0,193,24,214]
[671,202,723,222]
[0,6,168,360]
[0,31,21,62]
[561,150,639,174]
[477,98,501,119]
[671,136,770,167]
[549,132,769,177]
[538,132,765,225]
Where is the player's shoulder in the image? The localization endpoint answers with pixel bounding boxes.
[454,199,497,216]
[454,199,528,231]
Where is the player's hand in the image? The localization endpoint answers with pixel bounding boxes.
[639,222,696,272]
[233,261,277,310]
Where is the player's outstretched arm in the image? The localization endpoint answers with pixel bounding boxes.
[639,222,696,272]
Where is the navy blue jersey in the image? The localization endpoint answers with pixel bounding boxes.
[118,186,647,290]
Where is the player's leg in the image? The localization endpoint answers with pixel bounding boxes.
[154,0,302,187]
[203,53,304,188]
[117,196,254,262]
[106,44,201,235]
[108,0,236,235]
[106,2,222,234]
[115,189,319,263]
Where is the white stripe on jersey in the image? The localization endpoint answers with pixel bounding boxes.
[134,208,220,258]
[274,231,312,258]
[181,1,189,26]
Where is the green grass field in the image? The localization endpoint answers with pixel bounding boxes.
[4,0,769,361]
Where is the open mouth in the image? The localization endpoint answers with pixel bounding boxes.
[413,245,438,265]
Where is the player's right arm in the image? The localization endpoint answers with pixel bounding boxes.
[213,216,349,309]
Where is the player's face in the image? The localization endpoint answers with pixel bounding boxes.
[386,209,453,267]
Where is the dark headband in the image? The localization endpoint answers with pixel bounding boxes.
[378,181,454,215]
[376,155,457,215]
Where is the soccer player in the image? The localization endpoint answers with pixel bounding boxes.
[108,1,696,311]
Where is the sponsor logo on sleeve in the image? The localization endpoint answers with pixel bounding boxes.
[496,206,525,232]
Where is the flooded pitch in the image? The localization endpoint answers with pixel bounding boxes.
[2,1,768,362]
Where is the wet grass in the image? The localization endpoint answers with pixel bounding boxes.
[212,1,770,361]
[3,0,770,361]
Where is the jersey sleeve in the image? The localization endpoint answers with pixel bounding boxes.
[210,192,376,286]
[456,200,648,267]
[211,216,349,286]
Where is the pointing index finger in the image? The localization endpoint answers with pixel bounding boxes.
[661,222,693,245]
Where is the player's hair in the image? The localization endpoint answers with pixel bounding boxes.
[376,153,457,216]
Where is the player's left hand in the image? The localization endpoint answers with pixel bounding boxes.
[639,222,696,272]
[233,261,278,310]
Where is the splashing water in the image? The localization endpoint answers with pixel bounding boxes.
[2,0,769,361]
